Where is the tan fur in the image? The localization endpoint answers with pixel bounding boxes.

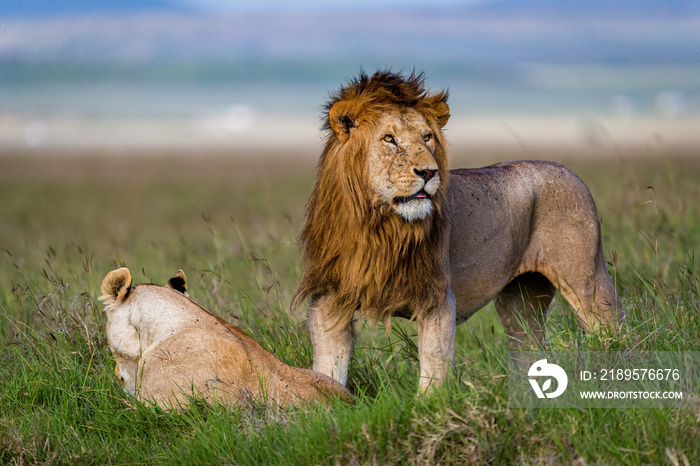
[100,268,352,409]
[294,70,622,391]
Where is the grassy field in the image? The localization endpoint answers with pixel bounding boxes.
[1,146,699,465]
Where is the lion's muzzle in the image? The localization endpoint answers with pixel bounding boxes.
[414,168,438,182]
[394,188,431,205]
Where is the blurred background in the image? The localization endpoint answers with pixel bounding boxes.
[1,0,699,154]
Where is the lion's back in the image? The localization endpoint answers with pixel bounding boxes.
[448,160,598,228]
[450,160,593,206]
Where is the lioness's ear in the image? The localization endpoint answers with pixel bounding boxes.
[166,269,188,296]
[100,267,133,308]
[328,100,359,142]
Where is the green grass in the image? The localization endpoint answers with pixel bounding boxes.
[1,148,699,464]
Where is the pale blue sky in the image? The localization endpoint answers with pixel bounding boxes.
[1,0,698,147]
[173,0,485,11]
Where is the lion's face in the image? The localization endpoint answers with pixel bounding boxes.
[295,71,452,330]
[367,109,441,222]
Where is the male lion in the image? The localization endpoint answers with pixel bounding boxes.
[294,70,622,392]
[100,267,352,408]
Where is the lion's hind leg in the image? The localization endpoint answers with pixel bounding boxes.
[495,272,556,352]
[556,258,622,334]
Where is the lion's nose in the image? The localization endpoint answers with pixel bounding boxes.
[414,168,438,182]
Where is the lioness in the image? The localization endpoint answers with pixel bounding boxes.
[100,267,352,408]
[294,70,622,392]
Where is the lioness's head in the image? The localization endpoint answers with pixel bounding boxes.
[324,70,450,222]
[99,267,189,393]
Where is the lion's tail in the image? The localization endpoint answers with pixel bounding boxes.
[99,267,133,311]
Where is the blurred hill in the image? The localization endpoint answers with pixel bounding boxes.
[1,0,698,63]
[0,0,698,152]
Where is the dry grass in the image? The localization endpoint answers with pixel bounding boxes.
[1,145,699,464]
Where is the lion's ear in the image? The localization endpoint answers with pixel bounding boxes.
[328,100,359,142]
[423,92,450,128]
[434,101,450,128]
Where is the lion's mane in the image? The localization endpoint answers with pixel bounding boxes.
[293,70,451,327]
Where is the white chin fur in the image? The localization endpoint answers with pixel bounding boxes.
[394,199,433,222]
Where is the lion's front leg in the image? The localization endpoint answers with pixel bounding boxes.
[308,294,357,386]
[417,287,456,393]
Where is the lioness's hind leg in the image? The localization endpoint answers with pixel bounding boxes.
[495,272,556,351]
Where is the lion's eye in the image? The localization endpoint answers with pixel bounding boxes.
[383,134,396,144]
[423,133,433,142]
